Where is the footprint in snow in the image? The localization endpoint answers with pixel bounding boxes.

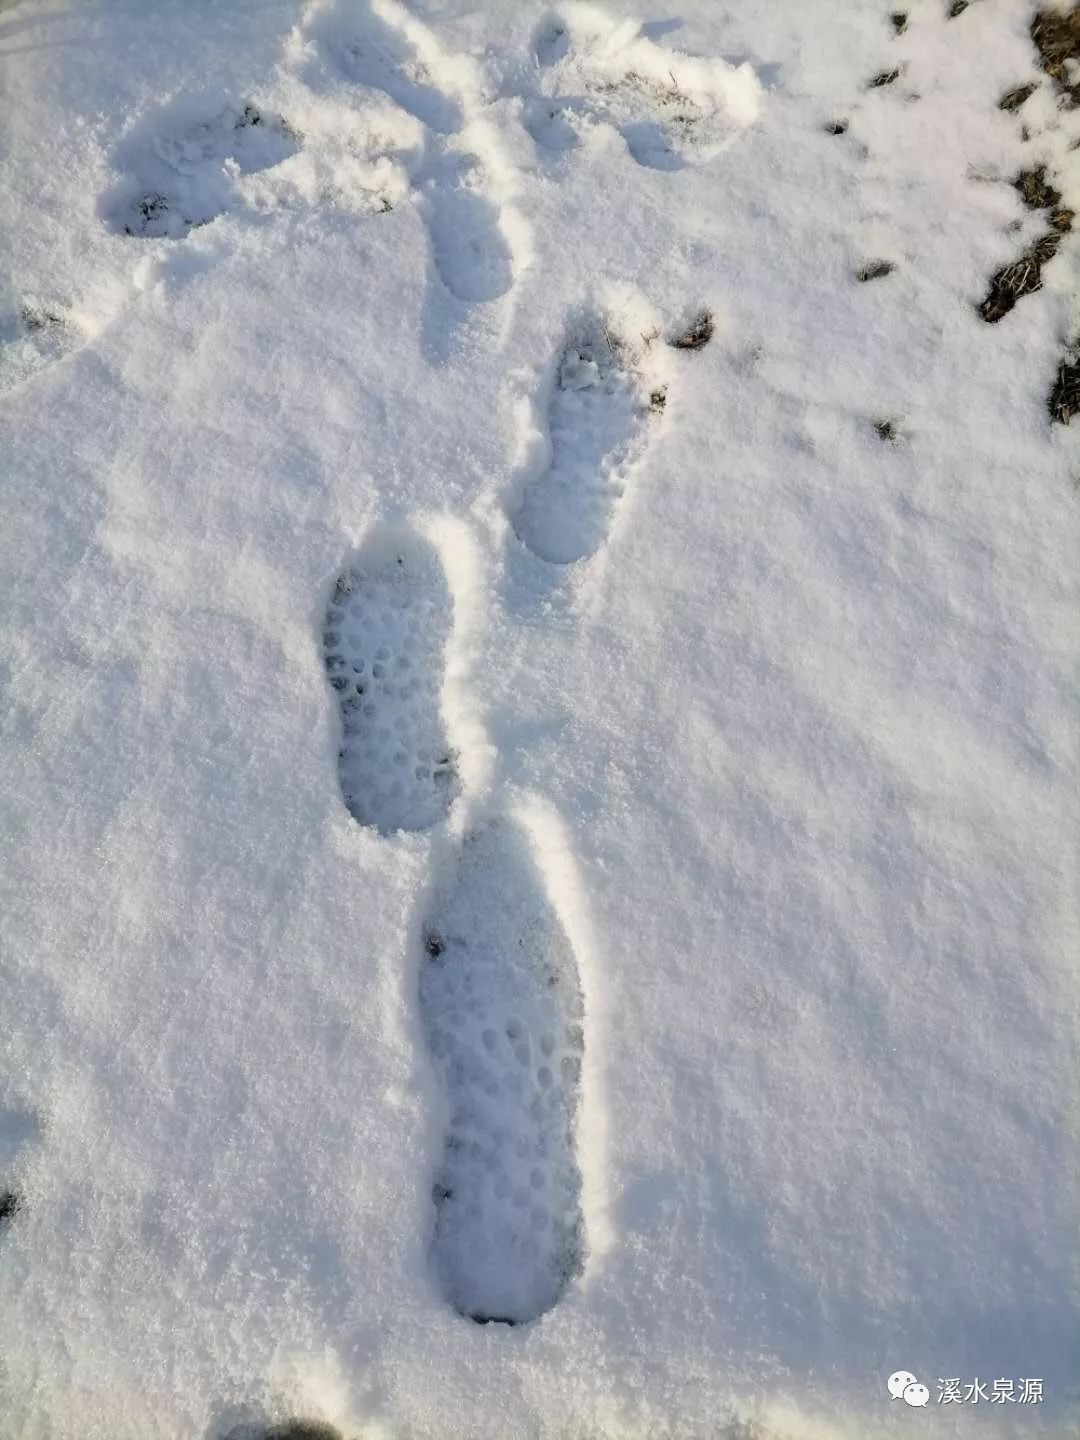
[525,5,762,171]
[323,527,459,835]
[327,2,464,135]
[296,0,515,316]
[513,314,666,565]
[104,100,299,239]
[422,153,514,304]
[421,818,586,1325]
[320,521,590,1325]
[0,303,81,397]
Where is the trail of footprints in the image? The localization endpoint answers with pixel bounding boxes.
[6,1,752,398]
[5,0,1077,1404]
[1,0,735,1348]
[89,0,757,306]
[316,291,711,1319]
[322,530,587,1324]
[295,0,730,1328]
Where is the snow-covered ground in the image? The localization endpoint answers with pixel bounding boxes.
[1,0,1078,1435]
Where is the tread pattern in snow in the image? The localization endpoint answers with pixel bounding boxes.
[323,534,459,834]
[514,317,655,564]
[421,820,585,1324]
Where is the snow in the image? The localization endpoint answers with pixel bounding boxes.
[0,0,1078,1436]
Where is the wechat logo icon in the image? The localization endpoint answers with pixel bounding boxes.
[888,1371,930,1408]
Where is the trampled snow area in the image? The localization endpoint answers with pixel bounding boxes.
[1,0,1079,1434]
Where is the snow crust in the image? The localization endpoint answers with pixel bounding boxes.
[1,0,1078,1435]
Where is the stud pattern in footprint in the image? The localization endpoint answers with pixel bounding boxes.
[421,819,585,1324]
[105,101,299,239]
[323,529,459,834]
[526,5,762,171]
[514,315,664,565]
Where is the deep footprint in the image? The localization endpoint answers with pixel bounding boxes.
[421,819,586,1324]
[514,317,660,564]
[323,529,459,834]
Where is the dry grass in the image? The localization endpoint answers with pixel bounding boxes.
[1032,5,1080,104]
[1048,352,1080,423]
[1015,164,1061,209]
[671,312,715,350]
[979,231,1064,321]
[1034,9,1080,426]
[978,158,1074,324]
[1000,81,1037,112]
[20,304,64,333]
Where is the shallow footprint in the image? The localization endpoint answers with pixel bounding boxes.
[421,818,586,1324]
[513,316,661,564]
[527,7,762,171]
[327,0,463,135]
[323,527,459,834]
[423,154,514,304]
[105,100,299,239]
[0,303,80,396]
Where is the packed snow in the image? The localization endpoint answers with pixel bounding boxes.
[1,0,1078,1436]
